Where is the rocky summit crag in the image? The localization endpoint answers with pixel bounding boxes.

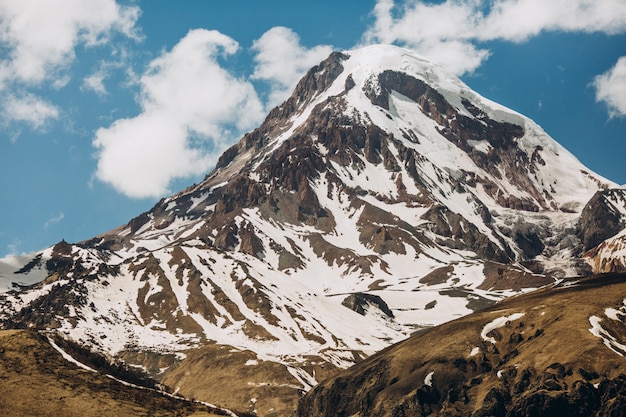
[1,45,625,415]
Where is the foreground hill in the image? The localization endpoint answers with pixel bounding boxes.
[0,329,234,417]
[298,273,626,416]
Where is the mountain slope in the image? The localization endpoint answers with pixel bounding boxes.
[297,273,626,417]
[0,329,230,417]
[0,45,624,414]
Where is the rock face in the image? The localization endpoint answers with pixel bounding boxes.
[342,292,394,318]
[297,273,626,417]
[578,190,626,252]
[0,45,624,415]
[579,189,626,273]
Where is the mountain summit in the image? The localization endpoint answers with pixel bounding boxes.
[1,45,624,415]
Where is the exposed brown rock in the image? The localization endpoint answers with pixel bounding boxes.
[342,292,394,318]
[239,221,264,258]
[578,189,626,252]
[422,205,511,262]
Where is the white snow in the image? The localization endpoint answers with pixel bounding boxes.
[606,306,625,321]
[0,249,53,293]
[481,312,525,344]
[467,139,492,154]
[288,366,318,390]
[46,334,97,373]
[340,44,613,218]
[424,371,434,387]
[587,299,626,356]
[588,315,626,357]
[586,226,626,273]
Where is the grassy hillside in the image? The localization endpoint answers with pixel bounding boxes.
[0,329,227,417]
[299,273,626,416]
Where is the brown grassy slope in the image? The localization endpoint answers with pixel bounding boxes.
[0,329,223,417]
[159,342,339,417]
[298,273,626,417]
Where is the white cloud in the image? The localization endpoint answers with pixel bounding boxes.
[593,56,626,118]
[93,29,265,199]
[82,46,135,96]
[95,26,334,199]
[481,0,626,42]
[362,0,491,74]
[408,38,490,77]
[2,93,59,129]
[5,239,22,257]
[251,27,333,108]
[0,0,140,128]
[0,0,140,86]
[44,212,65,229]
[363,0,626,75]
[82,70,109,96]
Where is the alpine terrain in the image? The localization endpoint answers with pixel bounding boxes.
[1,45,625,416]
[298,273,626,417]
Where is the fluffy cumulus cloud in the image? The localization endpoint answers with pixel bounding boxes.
[593,56,626,118]
[251,27,333,108]
[0,0,140,128]
[93,29,265,199]
[363,0,626,75]
[363,0,490,75]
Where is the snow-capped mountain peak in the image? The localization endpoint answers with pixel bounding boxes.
[1,44,623,415]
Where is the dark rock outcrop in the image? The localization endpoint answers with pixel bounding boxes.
[342,293,394,318]
[578,190,626,252]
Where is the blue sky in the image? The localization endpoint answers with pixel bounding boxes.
[1,0,625,257]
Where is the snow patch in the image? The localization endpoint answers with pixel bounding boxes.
[481,312,525,344]
[467,139,492,154]
[589,315,626,357]
[288,366,318,391]
[0,250,53,293]
[605,307,625,321]
[424,371,434,387]
[46,334,97,373]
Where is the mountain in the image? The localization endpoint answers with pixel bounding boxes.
[1,44,625,415]
[297,272,626,417]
